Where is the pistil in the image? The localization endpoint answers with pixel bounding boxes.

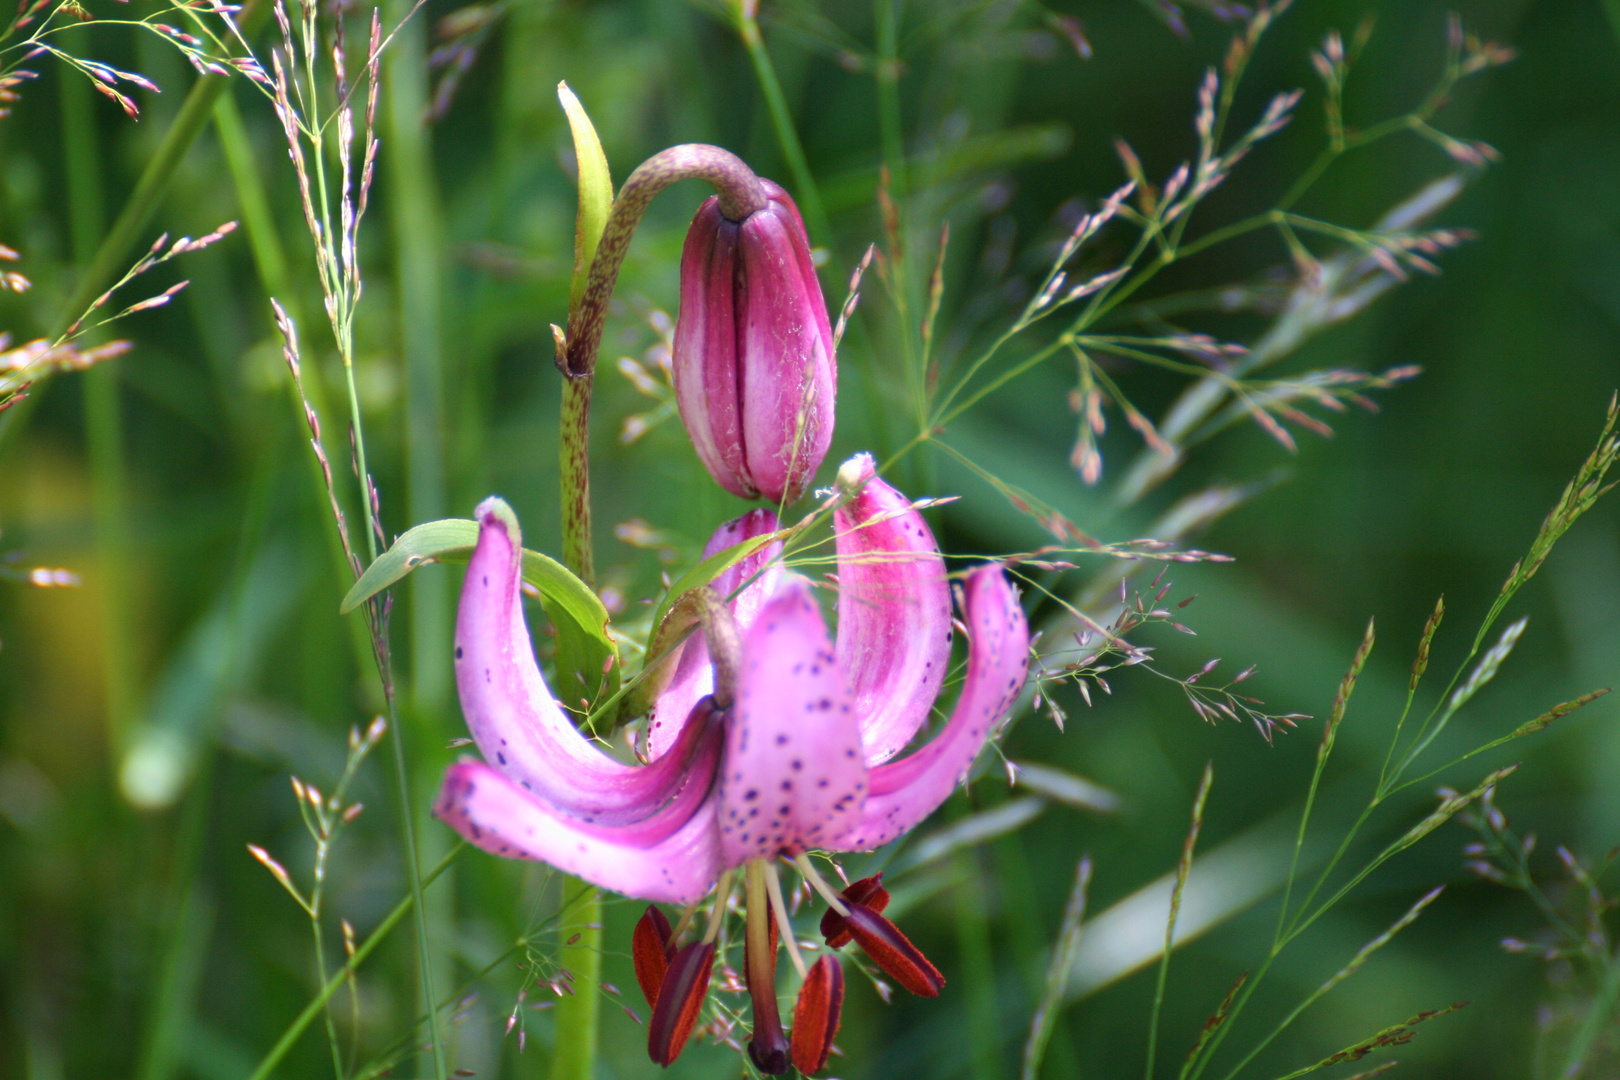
[743,860,790,1074]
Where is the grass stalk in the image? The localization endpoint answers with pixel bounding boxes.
[384,0,451,712]
[954,850,1006,1080]
[1147,764,1212,1080]
[1021,855,1091,1080]
[730,2,831,247]
[62,66,140,751]
[213,88,378,677]
[244,842,464,1080]
[873,0,906,199]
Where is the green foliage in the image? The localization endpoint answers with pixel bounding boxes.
[0,2,1617,1080]
[339,516,620,711]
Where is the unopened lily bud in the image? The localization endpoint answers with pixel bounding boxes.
[674,179,834,504]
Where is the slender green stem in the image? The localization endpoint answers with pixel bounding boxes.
[379,683,445,1080]
[559,374,595,588]
[550,883,602,1080]
[244,843,464,1080]
[731,2,831,246]
[1147,765,1211,1080]
[384,0,451,711]
[63,69,141,753]
[953,852,1004,1080]
[874,0,906,199]
[562,143,765,379]
[308,874,344,1079]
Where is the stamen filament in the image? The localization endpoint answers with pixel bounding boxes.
[703,869,735,945]
[763,858,808,979]
[668,901,699,946]
[793,852,849,916]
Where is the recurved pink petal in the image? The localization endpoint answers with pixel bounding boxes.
[673,201,754,499]
[455,499,713,826]
[720,578,867,865]
[647,508,783,760]
[737,200,835,504]
[832,455,952,765]
[828,564,1029,852]
[434,753,722,904]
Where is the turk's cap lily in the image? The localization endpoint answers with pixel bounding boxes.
[434,457,1029,894]
[673,178,835,504]
[433,458,1029,1069]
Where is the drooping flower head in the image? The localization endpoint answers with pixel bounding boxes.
[673,179,835,504]
[435,454,1029,1072]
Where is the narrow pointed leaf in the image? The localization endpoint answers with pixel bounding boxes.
[340,514,618,709]
[558,81,612,312]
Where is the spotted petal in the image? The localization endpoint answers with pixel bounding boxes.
[720,577,867,865]
[434,701,723,905]
[647,508,783,760]
[833,454,952,765]
[456,498,711,825]
[828,564,1029,851]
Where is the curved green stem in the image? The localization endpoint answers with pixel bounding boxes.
[561,143,766,379]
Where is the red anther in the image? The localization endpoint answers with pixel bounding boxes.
[632,905,673,1008]
[820,874,891,948]
[790,955,844,1075]
[647,941,714,1066]
[841,902,944,998]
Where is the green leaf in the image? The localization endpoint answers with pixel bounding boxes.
[558,81,613,313]
[341,519,479,613]
[340,518,619,713]
[527,546,620,713]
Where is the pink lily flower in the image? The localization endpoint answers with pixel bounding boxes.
[434,454,1029,1073]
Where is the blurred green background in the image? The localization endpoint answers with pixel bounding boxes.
[0,0,1617,1078]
